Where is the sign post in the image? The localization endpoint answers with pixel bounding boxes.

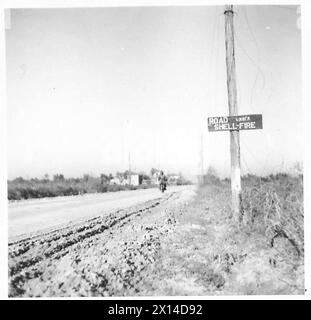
[207,5,263,224]
[224,4,243,222]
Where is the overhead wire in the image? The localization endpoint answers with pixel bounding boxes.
[205,6,219,118]
[243,7,266,113]
[232,7,266,115]
[201,7,219,174]
[242,7,274,173]
[215,6,222,113]
[234,7,274,176]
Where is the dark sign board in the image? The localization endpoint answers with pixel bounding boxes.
[207,114,263,132]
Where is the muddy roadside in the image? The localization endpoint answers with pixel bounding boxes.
[8,188,195,297]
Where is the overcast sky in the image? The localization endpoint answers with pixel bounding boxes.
[5,5,302,179]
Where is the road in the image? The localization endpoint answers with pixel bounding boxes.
[9,184,197,297]
[8,185,195,239]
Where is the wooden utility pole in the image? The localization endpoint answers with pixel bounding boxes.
[224,5,242,222]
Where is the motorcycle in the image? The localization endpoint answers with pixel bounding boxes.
[159,181,167,193]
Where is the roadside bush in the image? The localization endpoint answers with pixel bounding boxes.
[242,174,303,258]
[7,189,21,200]
[200,167,221,186]
[97,185,108,193]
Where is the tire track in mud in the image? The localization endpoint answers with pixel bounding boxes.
[9,192,178,297]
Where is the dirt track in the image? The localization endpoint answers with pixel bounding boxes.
[9,185,192,238]
[8,186,196,297]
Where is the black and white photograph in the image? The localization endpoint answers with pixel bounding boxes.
[1,1,308,298]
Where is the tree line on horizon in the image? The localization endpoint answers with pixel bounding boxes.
[7,168,191,200]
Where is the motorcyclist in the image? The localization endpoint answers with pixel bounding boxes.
[158,171,167,192]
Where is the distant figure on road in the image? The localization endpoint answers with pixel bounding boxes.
[158,171,167,193]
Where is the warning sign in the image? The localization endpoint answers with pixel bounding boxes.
[207,114,263,132]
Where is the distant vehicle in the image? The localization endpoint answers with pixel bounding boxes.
[158,171,167,193]
[159,182,167,193]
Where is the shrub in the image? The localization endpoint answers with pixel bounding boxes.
[242,174,303,258]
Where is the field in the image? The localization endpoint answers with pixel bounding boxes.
[7,177,156,201]
[8,174,304,296]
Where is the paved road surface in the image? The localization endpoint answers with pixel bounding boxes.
[8,185,195,238]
